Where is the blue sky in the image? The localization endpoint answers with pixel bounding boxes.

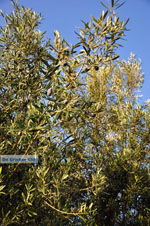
[0,0,150,102]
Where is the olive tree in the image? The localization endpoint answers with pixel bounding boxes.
[0,0,149,225]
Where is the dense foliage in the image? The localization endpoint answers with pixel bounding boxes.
[0,0,149,225]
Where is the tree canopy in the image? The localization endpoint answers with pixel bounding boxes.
[0,0,149,225]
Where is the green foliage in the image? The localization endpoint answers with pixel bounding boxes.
[0,0,149,225]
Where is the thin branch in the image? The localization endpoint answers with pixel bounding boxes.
[44,200,87,216]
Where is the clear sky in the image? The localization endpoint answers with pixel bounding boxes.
[0,0,150,102]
